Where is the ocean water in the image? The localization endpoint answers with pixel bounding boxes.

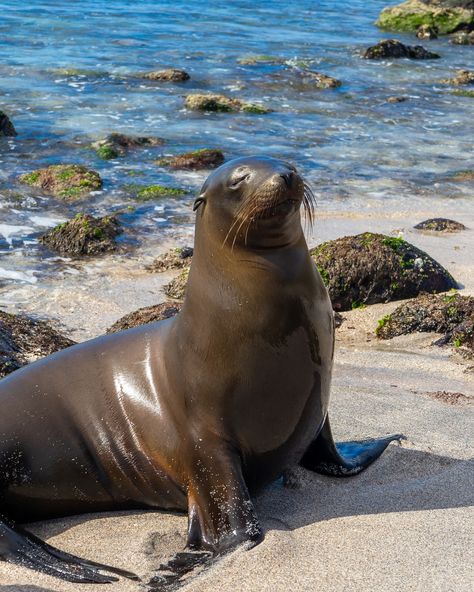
[0,0,473,299]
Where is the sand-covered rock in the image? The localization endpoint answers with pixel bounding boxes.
[147,247,194,272]
[361,39,440,59]
[441,69,474,85]
[0,311,75,377]
[184,94,271,114]
[157,149,225,170]
[0,110,17,136]
[39,213,122,257]
[19,164,102,200]
[310,233,457,311]
[414,218,466,232]
[107,302,182,333]
[141,68,190,81]
[91,133,164,159]
[164,268,190,300]
[376,1,474,35]
[375,292,474,355]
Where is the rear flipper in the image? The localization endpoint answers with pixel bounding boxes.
[0,516,139,583]
[300,415,404,477]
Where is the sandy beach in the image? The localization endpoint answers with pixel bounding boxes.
[1,207,473,592]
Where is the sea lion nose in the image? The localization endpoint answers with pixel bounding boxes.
[279,171,293,188]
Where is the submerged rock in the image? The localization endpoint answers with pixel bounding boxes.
[289,69,342,89]
[376,1,474,35]
[147,247,194,272]
[416,23,439,38]
[39,213,122,256]
[441,69,474,85]
[184,94,271,114]
[375,292,474,355]
[157,149,225,170]
[19,164,102,200]
[91,133,164,159]
[164,268,190,300]
[310,233,457,311]
[124,184,188,201]
[237,55,285,65]
[387,96,408,102]
[448,169,474,181]
[0,110,17,136]
[107,302,182,333]
[362,39,440,59]
[414,218,466,232]
[0,311,75,378]
[141,68,190,82]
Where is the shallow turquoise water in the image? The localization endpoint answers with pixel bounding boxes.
[0,0,473,289]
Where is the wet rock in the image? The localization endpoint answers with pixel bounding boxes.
[450,29,474,42]
[375,291,474,355]
[237,55,285,65]
[51,68,108,78]
[164,268,190,300]
[91,133,164,159]
[387,96,408,103]
[448,169,474,181]
[147,247,194,272]
[184,94,271,114]
[107,302,182,333]
[0,311,75,378]
[0,110,17,136]
[416,23,439,37]
[441,69,474,85]
[291,69,342,89]
[362,39,440,59]
[310,233,457,311]
[414,218,466,232]
[376,1,474,35]
[157,149,225,170]
[141,68,190,82]
[451,89,474,97]
[19,164,102,200]
[39,213,122,256]
[124,184,188,201]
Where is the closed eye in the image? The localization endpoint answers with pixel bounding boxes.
[229,173,250,188]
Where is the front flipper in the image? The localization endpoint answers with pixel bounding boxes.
[0,516,139,583]
[300,415,404,477]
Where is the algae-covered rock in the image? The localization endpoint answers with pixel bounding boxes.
[375,292,474,355]
[184,94,271,114]
[310,233,457,311]
[141,68,190,82]
[124,184,188,201]
[164,268,190,300]
[0,110,17,137]
[237,55,285,65]
[91,133,164,159]
[376,1,474,35]
[107,302,182,333]
[450,29,474,42]
[362,39,440,59]
[441,69,474,85]
[39,213,122,256]
[19,164,102,200]
[0,311,75,378]
[147,247,194,272]
[414,218,466,232]
[157,149,225,170]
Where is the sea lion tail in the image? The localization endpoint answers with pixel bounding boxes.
[300,415,404,477]
[0,515,140,583]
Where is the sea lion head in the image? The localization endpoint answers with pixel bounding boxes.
[193,156,315,249]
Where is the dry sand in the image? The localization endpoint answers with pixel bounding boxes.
[1,208,473,591]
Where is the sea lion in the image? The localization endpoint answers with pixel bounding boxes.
[0,156,401,585]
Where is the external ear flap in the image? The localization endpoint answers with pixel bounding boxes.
[193,196,206,211]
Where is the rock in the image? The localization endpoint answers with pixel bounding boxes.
[0,311,75,378]
[39,213,122,257]
[147,247,194,272]
[157,149,225,170]
[448,169,474,181]
[292,70,342,89]
[416,23,439,37]
[310,233,457,311]
[184,94,272,114]
[237,55,285,65]
[376,1,474,35]
[107,302,182,333]
[441,69,474,84]
[375,291,474,355]
[124,184,188,201]
[450,29,474,42]
[451,89,474,97]
[19,164,102,200]
[414,218,467,231]
[51,68,107,78]
[361,39,440,59]
[91,133,164,159]
[387,96,408,102]
[141,69,190,82]
[0,110,17,137]
[163,268,190,300]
